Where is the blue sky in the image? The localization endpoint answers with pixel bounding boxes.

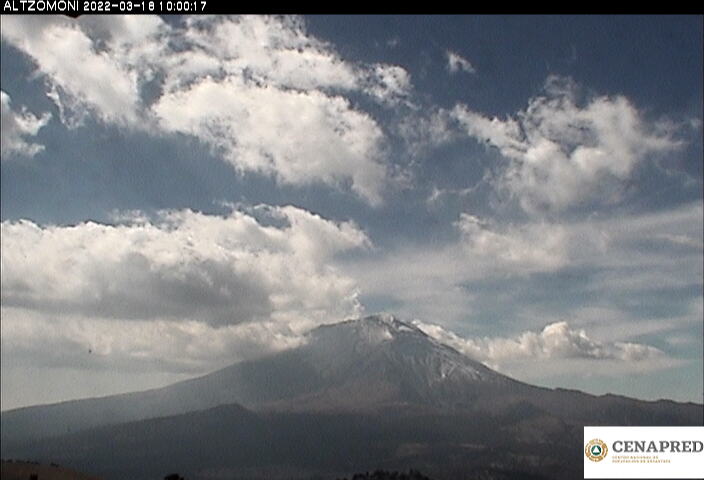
[1,15,702,409]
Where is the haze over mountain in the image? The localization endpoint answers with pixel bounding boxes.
[2,315,701,480]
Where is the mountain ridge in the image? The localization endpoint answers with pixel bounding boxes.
[2,314,702,475]
[2,314,702,480]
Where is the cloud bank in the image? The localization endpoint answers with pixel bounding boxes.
[415,320,664,365]
[1,205,369,372]
[349,201,703,345]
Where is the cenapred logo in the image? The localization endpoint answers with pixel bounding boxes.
[585,426,704,479]
[585,438,609,462]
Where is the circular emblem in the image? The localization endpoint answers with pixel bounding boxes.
[585,438,608,462]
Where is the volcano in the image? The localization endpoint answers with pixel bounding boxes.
[2,315,702,480]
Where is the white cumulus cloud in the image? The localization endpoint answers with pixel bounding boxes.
[152,76,387,205]
[1,16,148,127]
[1,15,413,204]
[451,76,682,212]
[446,50,475,74]
[1,90,51,158]
[0,205,370,373]
[414,320,665,365]
[456,214,568,273]
[1,205,369,327]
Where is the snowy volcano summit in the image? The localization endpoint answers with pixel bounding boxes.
[177,313,520,413]
[300,314,515,409]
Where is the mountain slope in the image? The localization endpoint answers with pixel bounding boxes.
[5,403,572,480]
[2,315,702,480]
[1,315,518,444]
[2,315,702,449]
[4,394,701,480]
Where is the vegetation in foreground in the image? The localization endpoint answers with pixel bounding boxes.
[336,470,433,480]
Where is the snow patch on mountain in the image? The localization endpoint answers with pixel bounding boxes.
[306,314,513,391]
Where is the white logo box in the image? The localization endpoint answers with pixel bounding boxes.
[584,426,704,479]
